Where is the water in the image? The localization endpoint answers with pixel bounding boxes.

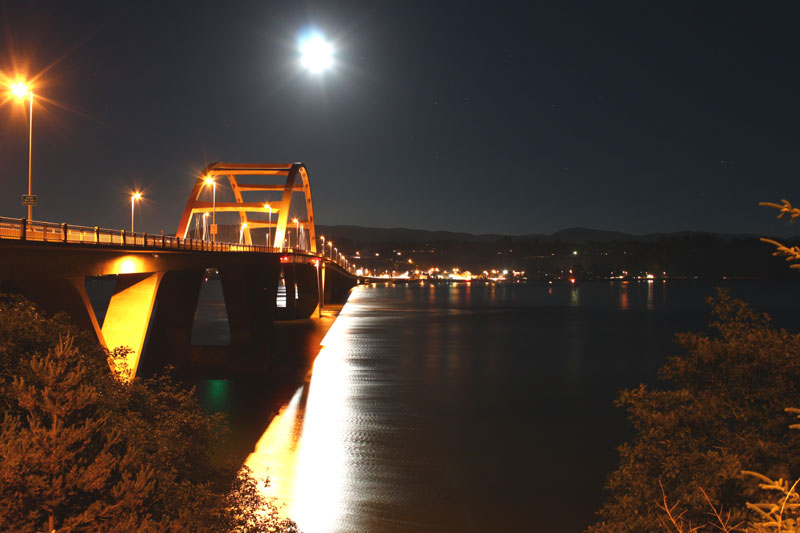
[196,279,800,532]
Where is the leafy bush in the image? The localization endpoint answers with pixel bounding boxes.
[0,293,298,532]
[588,290,800,532]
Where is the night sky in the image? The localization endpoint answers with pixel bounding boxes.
[1,1,798,237]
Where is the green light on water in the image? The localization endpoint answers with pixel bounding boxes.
[200,379,231,413]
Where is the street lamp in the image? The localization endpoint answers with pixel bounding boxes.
[131,192,142,233]
[204,176,216,242]
[292,218,299,249]
[202,212,209,241]
[328,241,333,260]
[10,81,34,220]
[264,203,272,247]
[239,222,247,245]
[320,235,325,254]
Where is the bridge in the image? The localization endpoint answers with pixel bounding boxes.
[0,162,357,378]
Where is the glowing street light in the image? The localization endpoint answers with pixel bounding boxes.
[202,212,209,241]
[299,33,333,73]
[328,241,333,260]
[264,203,272,247]
[292,217,299,249]
[204,176,216,242]
[10,80,35,220]
[239,222,248,245]
[131,192,142,233]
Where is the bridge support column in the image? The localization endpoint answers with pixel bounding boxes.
[138,269,204,376]
[294,263,320,318]
[102,272,164,378]
[219,257,280,371]
[325,266,357,304]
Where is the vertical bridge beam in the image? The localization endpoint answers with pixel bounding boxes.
[219,255,281,371]
[139,269,204,376]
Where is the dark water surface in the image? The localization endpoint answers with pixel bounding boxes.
[196,280,800,532]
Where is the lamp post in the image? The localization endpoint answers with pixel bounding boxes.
[320,235,325,255]
[204,176,216,242]
[11,81,34,220]
[264,203,272,247]
[203,212,209,241]
[328,241,333,260]
[293,218,299,249]
[131,192,142,233]
[239,222,247,245]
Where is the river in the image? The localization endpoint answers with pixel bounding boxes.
[194,279,800,532]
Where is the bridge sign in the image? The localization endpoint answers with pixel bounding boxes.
[22,195,37,206]
[210,224,218,235]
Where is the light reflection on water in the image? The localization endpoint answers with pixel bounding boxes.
[245,295,357,532]
[228,280,800,532]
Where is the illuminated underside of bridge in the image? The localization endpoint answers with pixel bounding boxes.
[0,162,356,379]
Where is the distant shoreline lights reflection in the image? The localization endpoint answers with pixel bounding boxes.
[245,289,362,532]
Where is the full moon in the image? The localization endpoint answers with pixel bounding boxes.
[299,33,333,73]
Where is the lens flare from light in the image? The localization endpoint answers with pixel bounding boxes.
[11,81,30,99]
[299,33,334,73]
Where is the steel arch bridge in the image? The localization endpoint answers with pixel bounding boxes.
[176,162,317,252]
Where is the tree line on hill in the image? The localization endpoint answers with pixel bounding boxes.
[319,226,800,279]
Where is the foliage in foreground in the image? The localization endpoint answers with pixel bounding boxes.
[588,290,800,532]
[0,294,298,532]
[761,199,800,269]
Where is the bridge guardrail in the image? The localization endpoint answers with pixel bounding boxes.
[0,216,356,274]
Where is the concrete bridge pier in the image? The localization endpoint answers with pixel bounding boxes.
[294,263,320,318]
[3,274,174,378]
[138,269,204,376]
[219,257,281,372]
[325,265,357,304]
[277,263,320,320]
[101,272,165,377]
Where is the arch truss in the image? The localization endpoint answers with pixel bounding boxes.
[176,162,316,252]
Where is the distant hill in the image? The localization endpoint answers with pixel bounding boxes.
[315,225,503,244]
[545,227,639,243]
[315,224,770,245]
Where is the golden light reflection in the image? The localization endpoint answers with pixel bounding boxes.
[245,291,362,532]
[619,282,629,310]
[569,285,580,307]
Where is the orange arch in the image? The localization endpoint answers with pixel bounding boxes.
[175,162,317,252]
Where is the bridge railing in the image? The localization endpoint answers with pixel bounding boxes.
[0,216,356,273]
